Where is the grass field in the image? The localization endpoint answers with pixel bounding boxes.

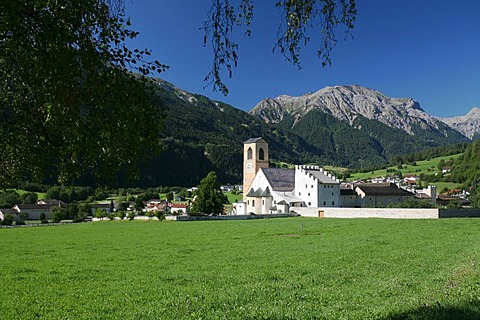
[1,218,479,319]
[13,189,46,200]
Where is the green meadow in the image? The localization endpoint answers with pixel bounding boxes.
[1,218,479,319]
[349,154,462,182]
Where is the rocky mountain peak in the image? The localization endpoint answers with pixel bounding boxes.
[439,107,480,139]
[249,85,443,135]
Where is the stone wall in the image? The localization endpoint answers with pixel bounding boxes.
[293,207,439,219]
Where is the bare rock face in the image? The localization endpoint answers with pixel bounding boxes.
[439,107,480,139]
[249,85,449,135]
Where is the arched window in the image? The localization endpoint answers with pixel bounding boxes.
[247,147,253,159]
[259,148,265,160]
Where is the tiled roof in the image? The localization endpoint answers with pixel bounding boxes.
[262,168,295,191]
[14,204,51,210]
[340,188,356,195]
[305,169,338,184]
[414,193,431,199]
[0,208,16,214]
[37,199,66,206]
[356,183,413,196]
[170,203,189,208]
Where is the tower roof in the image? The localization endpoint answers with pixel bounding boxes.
[244,137,266,144]
[246,186,272,198]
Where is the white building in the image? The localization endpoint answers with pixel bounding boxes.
[237,138,340,215]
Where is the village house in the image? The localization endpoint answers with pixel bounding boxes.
[37,199,67,208]
[403,174,420,186]
[414,185,437,205]
[371,177,386,184]
[354,183,414,207]
[145,199,170,213]
[169,203,189,215]
[340,184,357,207]
[442,166,452,174]
[90,203,113,215]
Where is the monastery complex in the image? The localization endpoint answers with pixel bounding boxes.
[233,137,425,215]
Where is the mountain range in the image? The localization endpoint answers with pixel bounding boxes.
[126,80,479,187]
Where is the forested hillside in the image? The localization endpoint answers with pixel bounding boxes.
[278,110,455,169]
[133,80,330,187]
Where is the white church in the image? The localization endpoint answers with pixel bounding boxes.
[234,137,341,215]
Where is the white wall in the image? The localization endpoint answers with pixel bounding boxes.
[317,184,340,207]
[294,166,340,208]
[295,167,317,207]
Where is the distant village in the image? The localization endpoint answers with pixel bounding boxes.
[0,137,474,224]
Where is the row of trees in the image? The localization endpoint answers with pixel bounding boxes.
[389,143,468,166]
[0,190,39,207]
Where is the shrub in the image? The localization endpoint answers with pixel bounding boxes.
[51,206,66,223]
[117,210,126,220]
[73,212,87,223]
[127,211,136,221]
[39,212,48,224]
[107,212,115,220]
[94,208,106,220]
[1,213,14,226]
[155,211,165,221]
[188,211,204,216]
[16,212,28,225]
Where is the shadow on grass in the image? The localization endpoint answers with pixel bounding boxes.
[383,301,480,320]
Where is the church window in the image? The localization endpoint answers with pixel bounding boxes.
[299,192,301,196]
[252,200,255,207]
[262,200,264,205]
[247,147,253,159]
[311,185,314,188]
[247,200,249,205]
[308,193,310,196]
[308,202,311,206]
[259,148,265,160]
[305,184,308,188]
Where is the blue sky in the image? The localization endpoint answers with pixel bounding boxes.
[125,1,480,117]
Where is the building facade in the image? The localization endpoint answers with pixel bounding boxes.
[238,138,341,215]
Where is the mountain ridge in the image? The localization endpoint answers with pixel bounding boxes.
[249,84,461,138]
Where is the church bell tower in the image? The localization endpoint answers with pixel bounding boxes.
[243,137,269,200]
